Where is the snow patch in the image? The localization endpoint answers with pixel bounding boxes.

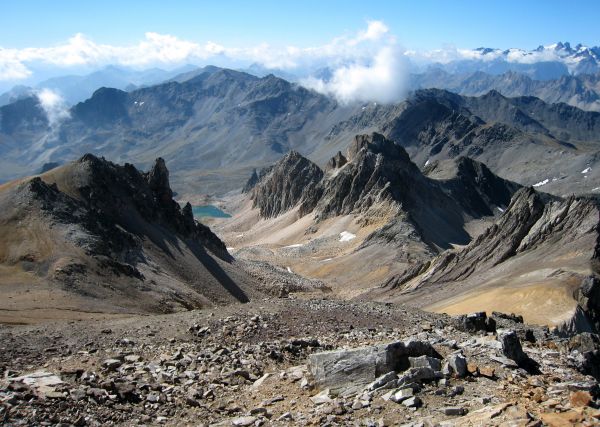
[582,167,591,174]
[533,179,549,187]
[286,267,293,274]
[339,231,356,242]
[424,159,430,166]
[284,243,304,248]
[497,207,505,213]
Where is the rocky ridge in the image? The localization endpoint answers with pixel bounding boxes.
[381,185,600,334]
[0,155,276,319]
[250,133,521,252]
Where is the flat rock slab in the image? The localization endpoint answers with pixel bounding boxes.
[308,339,440,396]
[9,371,63,395]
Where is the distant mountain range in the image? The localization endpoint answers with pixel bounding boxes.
[420,42,600,78]
[1,65,600,199]
[409,69,600,112]
[0,65,199,106]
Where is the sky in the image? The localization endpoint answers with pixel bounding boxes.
[1,1,599,102]
[2,0,599,50]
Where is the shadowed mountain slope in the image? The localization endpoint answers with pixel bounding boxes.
[0,155,261,323]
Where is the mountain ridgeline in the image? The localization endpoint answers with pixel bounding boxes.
[248,133,520,252]
[2,66,600,198]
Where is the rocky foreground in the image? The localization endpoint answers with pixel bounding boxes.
[1,298,599,426]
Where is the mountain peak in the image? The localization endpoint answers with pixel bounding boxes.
[347,132,410,163]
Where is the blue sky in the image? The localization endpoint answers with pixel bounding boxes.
[1,0,599,50]
[1,0,599,98]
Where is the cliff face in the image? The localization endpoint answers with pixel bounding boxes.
[250,151,324,218]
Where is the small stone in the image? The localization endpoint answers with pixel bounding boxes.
[366,371,398,391]
[479,366,495,378]
[45,390,66,399]
[250,407,268,416]
[390,388,414,403]
[450,385,464,396]
[352,400,363,410]
[101,359,122,371]
[570,391,592,407]
[402,396,422,408]
[231,416,257,426]
[442,407,467,416]
[310,389,332,405]
[252,373,270,389]
[446,353,468,378]
[146,393,161,403]
[70,388,87,401]
[467,362,479,375]
[497,330,527,364]
[277,412,292,421]
[409,355,442,371]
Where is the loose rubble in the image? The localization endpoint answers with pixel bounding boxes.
[1,298,599,426]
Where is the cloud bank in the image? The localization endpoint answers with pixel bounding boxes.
[0,20,409,103]
[0,21,591,102]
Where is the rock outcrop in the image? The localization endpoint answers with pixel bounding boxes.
[250,151,323,218]
[326,151,347,170]
[424,156,521,217]
[308,339,441,396]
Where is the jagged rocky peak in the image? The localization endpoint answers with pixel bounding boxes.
[383,186,600,336]
[68,153,228,258]
[347,132,411,163]
[425,156,522,217]
[251,150,324,218]
[326,151,347,170]
[314,132,425,220]
[145,157,173,202]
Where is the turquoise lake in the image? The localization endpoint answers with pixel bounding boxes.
[191,205,231,218]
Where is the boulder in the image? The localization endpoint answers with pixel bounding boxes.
[454,312,496,333]
[308,339,441,396]
[567,333,600,380]
[409,355,442,371]
[446,353,468,378]
[497,330,527,364]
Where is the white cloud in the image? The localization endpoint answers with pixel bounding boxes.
[0,20,398,81]
[0,20,411,103]
[0,52,31,79]
[36,88,70,128]
[349,20,389,45]
[303,46,408,104]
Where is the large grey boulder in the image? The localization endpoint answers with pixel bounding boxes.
[308,339,440,396]
[498,330,527,364]
[497,329,540,373]
[445,352,468,378]
[454,312,496,333]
